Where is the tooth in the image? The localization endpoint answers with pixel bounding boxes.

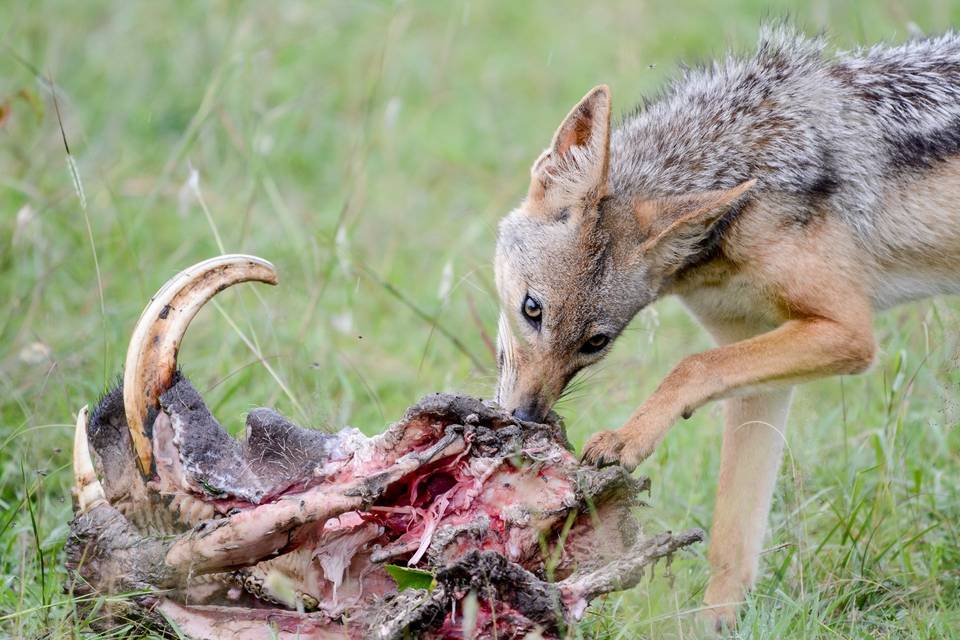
[122,255,278,475]
[73,405,106,513]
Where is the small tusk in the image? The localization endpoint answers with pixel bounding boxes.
[122,255,279,475]
[73,405,106,513]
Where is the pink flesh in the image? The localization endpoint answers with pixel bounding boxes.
[156,600,348,640]
[359,445,579,571]
[145,439,553,637]
[266,446,578,607]
[435,599,539,640]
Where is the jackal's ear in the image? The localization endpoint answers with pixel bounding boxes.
[527,85,612,213]
[637,179,756,273]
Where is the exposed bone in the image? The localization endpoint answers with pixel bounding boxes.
[123,254,278,475]
[558,529,706,619]
[164,430,467,576]
[73,405,106,513]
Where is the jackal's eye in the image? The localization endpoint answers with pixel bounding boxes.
[580,334,609,354]
[522,295,542,327]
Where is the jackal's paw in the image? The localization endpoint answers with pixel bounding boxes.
[581,429,653,471]
[701,574,746,634]
[696,603,738,635]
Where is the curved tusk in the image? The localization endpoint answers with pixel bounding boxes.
[74,405,106,513]
[123,255,279,475]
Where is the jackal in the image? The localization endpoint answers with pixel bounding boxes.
[493,25,960,629]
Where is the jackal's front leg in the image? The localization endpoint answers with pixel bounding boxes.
[581,314,873,470]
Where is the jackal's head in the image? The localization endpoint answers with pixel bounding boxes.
[494,86,753,421]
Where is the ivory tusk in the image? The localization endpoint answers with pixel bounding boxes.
[73,405,106,513]
[122,255,278,475]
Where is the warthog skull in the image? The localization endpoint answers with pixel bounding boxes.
[66,255,703,639]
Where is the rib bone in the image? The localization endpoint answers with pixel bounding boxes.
[122,255,278,474]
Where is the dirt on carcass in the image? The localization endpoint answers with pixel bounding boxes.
[65,255,702,640]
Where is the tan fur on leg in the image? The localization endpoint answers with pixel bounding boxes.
[581,311,872,470]
[702,389,793,631]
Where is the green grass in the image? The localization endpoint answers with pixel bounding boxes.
[2,0,960,637]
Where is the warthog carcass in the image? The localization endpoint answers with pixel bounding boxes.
[66,255,703,639]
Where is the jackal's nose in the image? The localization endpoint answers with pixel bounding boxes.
[512,401,544,424]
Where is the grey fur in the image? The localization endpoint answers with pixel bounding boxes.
[611,24,960,241]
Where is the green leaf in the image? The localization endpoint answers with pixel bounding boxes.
[197,478,227,498]
[384,564,436,592]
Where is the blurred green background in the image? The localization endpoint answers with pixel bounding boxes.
[2,1,960,637]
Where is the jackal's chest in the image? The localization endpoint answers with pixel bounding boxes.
[670,263,783,328]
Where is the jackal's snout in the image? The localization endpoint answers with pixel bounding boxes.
[511,397,547,423]
[494,312,578,425]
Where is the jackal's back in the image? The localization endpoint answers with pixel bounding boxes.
[610,26,960,243]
